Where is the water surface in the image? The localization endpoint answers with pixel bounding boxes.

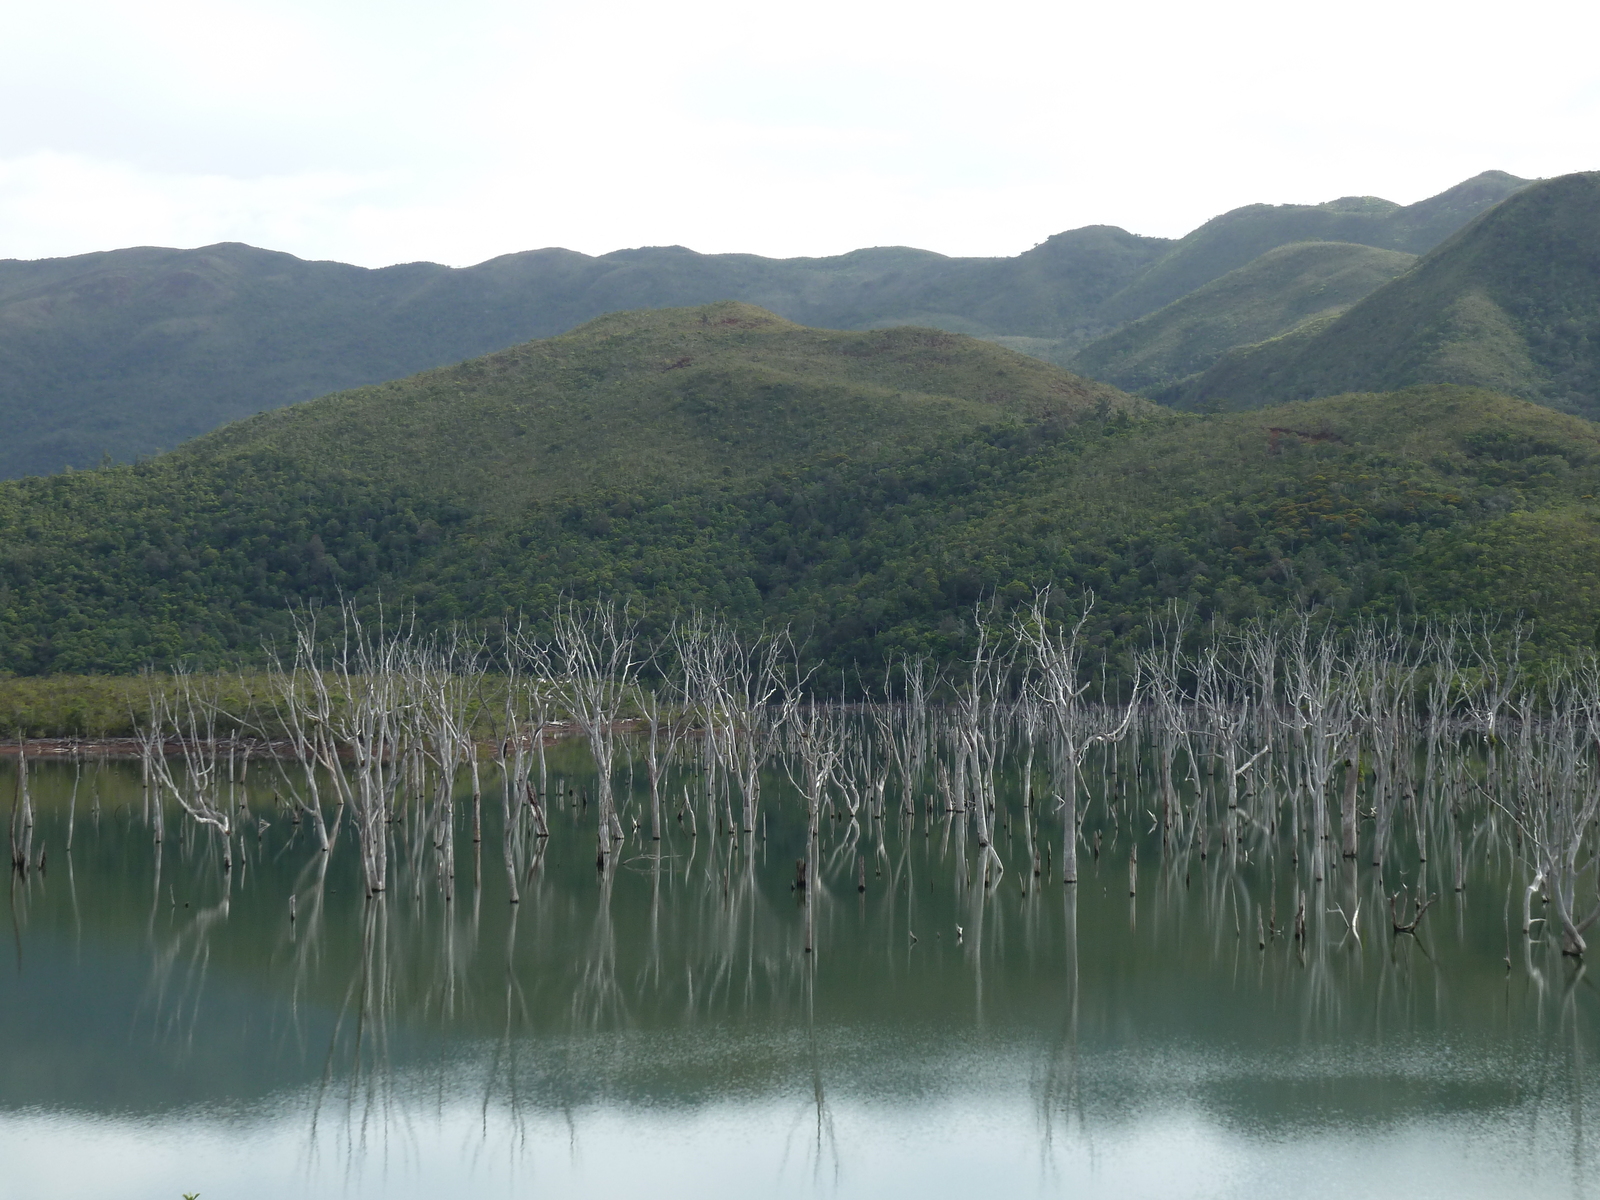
[3,752,1595,1200]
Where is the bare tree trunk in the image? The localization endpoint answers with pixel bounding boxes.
[1341,748,1360,859]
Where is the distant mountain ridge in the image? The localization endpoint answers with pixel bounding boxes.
[0,170,1529,478]
[1101,170,1529,321]
[1164,172,1600,418]
[0,230,1168,478]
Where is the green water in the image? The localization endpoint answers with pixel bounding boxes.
[2,751,1595,1200]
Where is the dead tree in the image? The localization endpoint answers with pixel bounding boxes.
[1019,591,1140,885]
[544,599,645,871]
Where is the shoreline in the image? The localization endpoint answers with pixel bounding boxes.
[0,725,594,760]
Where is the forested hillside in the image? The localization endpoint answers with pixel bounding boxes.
[0,231,1165,478]
[2,305,1597,678]
[1096,171,1527,320]
[1168,172,1600,417]
[1070,241,1416,393]
[0,172,1525,478]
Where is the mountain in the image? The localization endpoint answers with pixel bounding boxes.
[0,229,1168,480]
[1097,170,1529,322]
[3,304,1599,683]
[1166,172,1600,417]
[0,172,1528,480]
[195,301,1140,511]
[0,304,1144,674]
[1069,241,1416,393]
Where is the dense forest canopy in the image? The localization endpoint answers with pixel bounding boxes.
[3,303,1597,684]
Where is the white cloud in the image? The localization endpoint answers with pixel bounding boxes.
[2,0,1598,266]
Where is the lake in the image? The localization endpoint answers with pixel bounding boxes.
[2,743,1596,1200]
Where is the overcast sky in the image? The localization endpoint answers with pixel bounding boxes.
[4,0,1598,267]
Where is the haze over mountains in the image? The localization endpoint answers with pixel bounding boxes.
[0,170,1530,479]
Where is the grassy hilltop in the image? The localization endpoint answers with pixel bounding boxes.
[3,303,1600,680]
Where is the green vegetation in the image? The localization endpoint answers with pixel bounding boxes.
[1170,172,1600,417]
[193,302,1138,511]
[0,673,159,737]
[0,232,1166,478]
[1070,242,1416,393]
[0,173,1524,478]
[1099,171,1527,322]
[0,673,270,738]
[461,383,1598,674]
[0,671,532,739]
[3,299,1598,684]
[0,305,1140,674]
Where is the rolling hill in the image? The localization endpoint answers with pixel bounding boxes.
[1166,172,1600,417]
[1069,241,1417,393]
[2,304,1599,684]
[1098,170,1528,321]
[0,304,1145,673]
[0,172,1526,479]
[0,230,1167,479]
[193,301,1140,513]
